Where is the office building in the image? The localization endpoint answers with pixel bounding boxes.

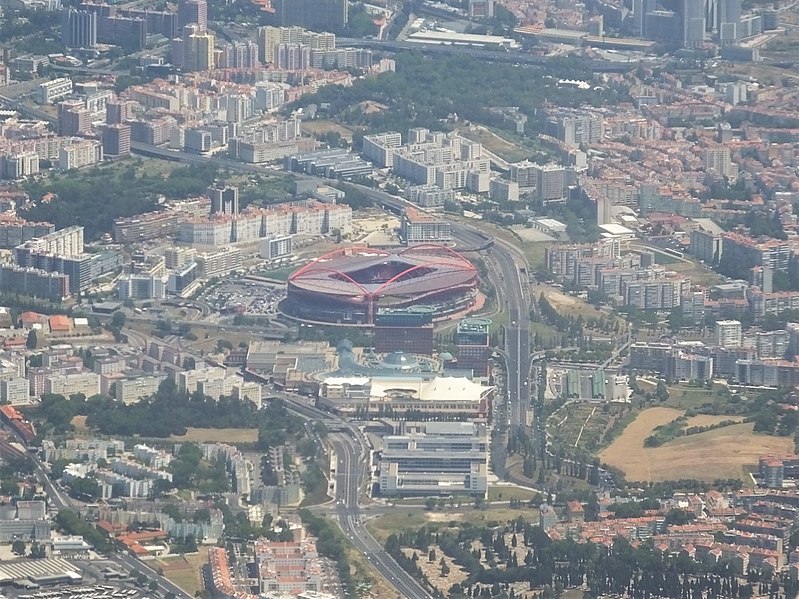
[117,273,167,300]
[177,0,207,30]
[379,422,488,497]
[209,185,239,215]
[717,0,741,43]
[259,235,292,261]
[682,0,706,47]
[62,8,97,48]
[456,317,491,377]
[716,319,742,347]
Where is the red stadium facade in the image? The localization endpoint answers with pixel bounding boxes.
[283,244,479,325]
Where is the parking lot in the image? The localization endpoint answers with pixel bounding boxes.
[200,278,285,317]
[6,585,142,599]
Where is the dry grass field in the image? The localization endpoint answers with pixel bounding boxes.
[170,427,259,444]
[600,407,792,482]
[300,119,355,142]
[460,126,531,162]
[152,547,209,596]
[538,288,628,331]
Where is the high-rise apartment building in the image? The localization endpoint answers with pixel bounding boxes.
[181,24,215,71]
[177,0,207,30]
[209,185,239,215]
[105,100,130,125]
[257,26,335,64]
[716,319,742,347]
[102,123,132,157]
[58,99,91,136]
[534,164,566,202]
[703,146,736,179]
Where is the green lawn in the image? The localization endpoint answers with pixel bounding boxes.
[663,384,726,410]
[487,485,540,502]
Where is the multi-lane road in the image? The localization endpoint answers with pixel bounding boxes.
[327,432,433,599]
[277,395,434,599]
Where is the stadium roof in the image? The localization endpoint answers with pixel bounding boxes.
[289,244,477,298]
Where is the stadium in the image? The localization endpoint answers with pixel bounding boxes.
[283,244,480,325]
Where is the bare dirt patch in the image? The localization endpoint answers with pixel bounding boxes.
[169,427,259,444]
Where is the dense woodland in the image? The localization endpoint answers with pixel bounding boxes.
[21,164,219,239]
[292,53,617,140]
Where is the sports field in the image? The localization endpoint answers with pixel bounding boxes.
[599,407,792,482]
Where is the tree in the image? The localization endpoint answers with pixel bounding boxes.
[11,540,26,555]
[26,329,37,350]
[29,542,46,559]
[111,311,126,330]
[148,581,159,592]
[655,380,669,402]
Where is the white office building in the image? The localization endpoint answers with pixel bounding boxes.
[378,422,488,497]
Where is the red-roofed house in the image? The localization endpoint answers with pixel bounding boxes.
[49,315,72,333]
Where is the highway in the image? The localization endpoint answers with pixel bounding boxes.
[327,432,432,599]
[276,394,434,599]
